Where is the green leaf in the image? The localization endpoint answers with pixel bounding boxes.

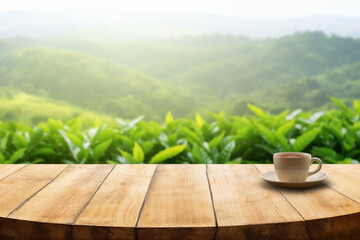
[0,152,5,164]
[343,131,357,151]
[69,116,82,132]
[274,110,289,127]
[328,96,356,118]
[354,100,360,114]
[218,141,235,163]
[30,147,55,157]
[9,148,26,163]
[92,139,112,162]
[276,120,295,136]
[167,133,178,146]
[292,128,321,152]
[312,147,341,160]
[62,159,77,164]
[199,148,213,164]
[352,122,360,131]
[165,112,174,124]
[274,132,291,152]
[26,130,44,155]
[225,158,242,164]
[179,127,202,145]
[323,125,343,140]
[255,144,277,155]
[48,118,64,134]
[133,142,145,163]
[209,111,231,132]
[78,150,89,164]
[340,158,352,164]
[191,143,202,163]
[106,160,118,164]
[287,109,302,120]
[195,113,205,130]
[12,133,28,149]
[209,131,225,149]
[30,158,45,164]
[247,104,267,120]
[66,132,83,148]
[59,130,80,161]
[142,141,155,154]
[129,116,144,126]
[150,145,187,164]
[118,136,134,149]
[0,133,8,151]
[93,128,114,142]
[118,148,134,164]
[242,159,260,164]
[256,124,277,147]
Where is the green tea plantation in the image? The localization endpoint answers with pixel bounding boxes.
[1,97,359,164]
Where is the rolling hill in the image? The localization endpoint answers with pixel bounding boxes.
[0,48,215,120]
[41,32,360,100]
[1,32,360,121]
[0,88,115,124]
[247,61,360,111]
[101,32,360,98]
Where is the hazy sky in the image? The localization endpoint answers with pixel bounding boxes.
[1,0,360,17]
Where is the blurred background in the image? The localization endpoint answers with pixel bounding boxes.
[1,0,360,164]
[1,0,360,123]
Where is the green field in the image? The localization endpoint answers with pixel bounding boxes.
[1,97,359,164]
[0,89,115,124]
[2,32,360,119]
[1,32,360,164]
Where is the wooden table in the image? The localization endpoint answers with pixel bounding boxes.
[0,164,359,240]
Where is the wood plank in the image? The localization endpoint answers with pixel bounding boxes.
[256,164,360,240]
[73,164,156,240]
[0,164,68,217]
[208,164,308,240]
[322,164,360,203]
[0,164,26,180]
[10,164,114,223]
[0,218,70,240]
[7,164,114,240]
[137,164,215,240]
[0,164,69,240]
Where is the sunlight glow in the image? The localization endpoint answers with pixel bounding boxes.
[1,0,360,17]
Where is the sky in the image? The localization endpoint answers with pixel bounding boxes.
[1,0,360,17]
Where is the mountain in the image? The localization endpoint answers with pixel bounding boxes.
[0,88,115,124]
[1,32,360,121]
[61,32,360,100]
[248,61,360,112]
[0,48,215,120]
[169,32,360,98]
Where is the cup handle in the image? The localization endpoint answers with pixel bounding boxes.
[308,157,322,176]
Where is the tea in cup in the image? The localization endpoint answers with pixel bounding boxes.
[273,152,322,182]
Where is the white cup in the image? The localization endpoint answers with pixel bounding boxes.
[273,152,322,182]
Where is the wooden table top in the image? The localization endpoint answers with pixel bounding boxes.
[0,164,359,240]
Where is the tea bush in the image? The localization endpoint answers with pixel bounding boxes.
[0,97,359,164]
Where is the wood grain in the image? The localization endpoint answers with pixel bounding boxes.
[0,164,26,180]
[137,164,216,240]
[256,164,360,240]
[7,164,114,239]
[0,164,68,217]
[0,218,70,240]
[73,164,156,240]
[0,164,69,240]
[322,164,360,203]
[208,164,309,240]
[0,164,359,240]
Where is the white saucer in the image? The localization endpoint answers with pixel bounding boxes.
[260,171,328,189]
